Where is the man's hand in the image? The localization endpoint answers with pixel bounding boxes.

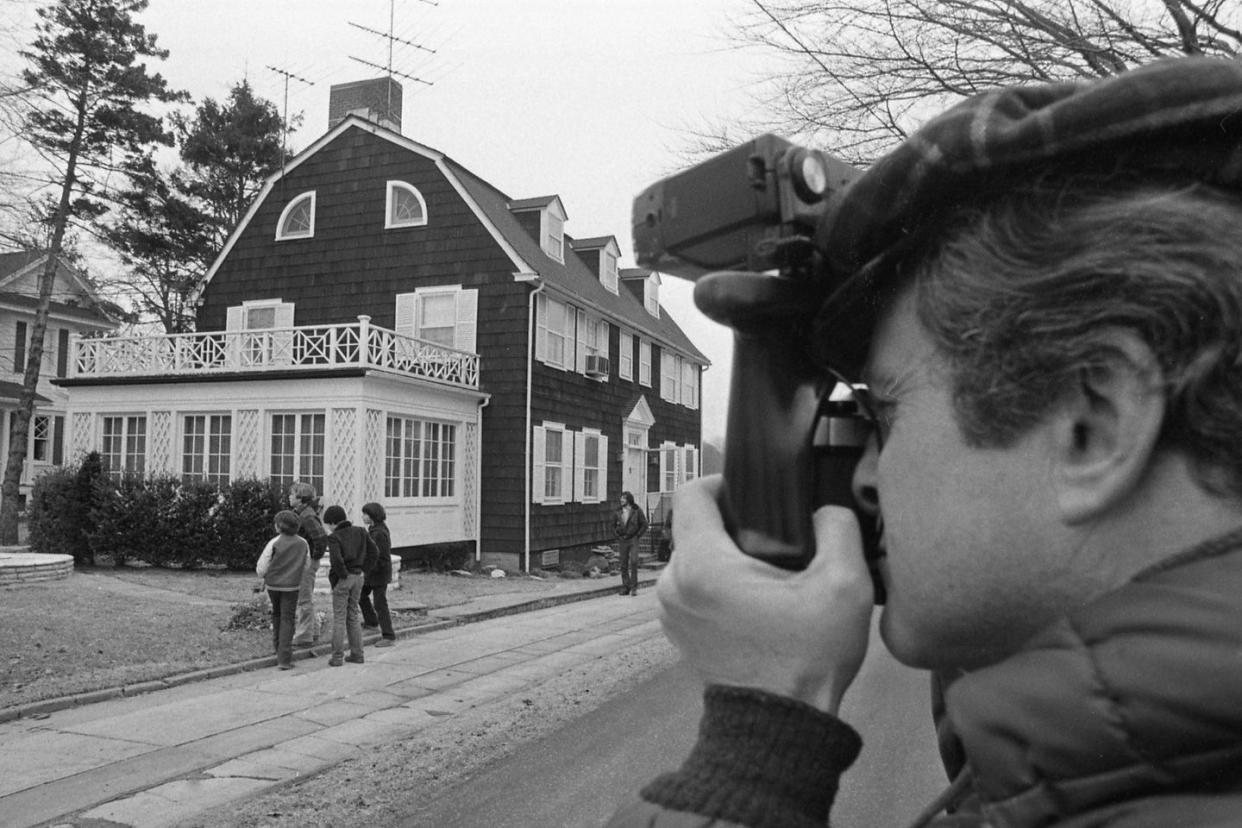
[656,475,874,715]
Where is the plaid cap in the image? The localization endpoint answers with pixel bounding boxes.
[810,56,1242,379]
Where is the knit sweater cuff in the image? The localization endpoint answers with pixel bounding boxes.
[640,684,862,828]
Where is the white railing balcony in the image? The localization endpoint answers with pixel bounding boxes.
[69,316,480,390]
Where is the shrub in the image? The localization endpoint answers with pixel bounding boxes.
[216,478,287,570]
[28,451,106,564]
[76,469,283,569]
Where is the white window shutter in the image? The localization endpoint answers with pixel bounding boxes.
[456,288,478,353]
[573,431,586,503]
[395,293,416,337]
[226,306,243,331]
[533,426,546,504]
[575,309,588,373]
[535,293,548,363]
[274,302,295,327]
[659,445,668,491]
[598,434,609,501]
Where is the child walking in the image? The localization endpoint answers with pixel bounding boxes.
[256,510,311,670]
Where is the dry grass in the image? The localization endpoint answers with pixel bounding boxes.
[0,561,563,713]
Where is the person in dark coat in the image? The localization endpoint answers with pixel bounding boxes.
[359,501,395,647]
[613,491,648,596]
[321,505,377,667]
[608,58,1242,827]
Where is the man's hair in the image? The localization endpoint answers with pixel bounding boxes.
[907,172,1242,498]
[288,481,317,504]
[274,510,301,535]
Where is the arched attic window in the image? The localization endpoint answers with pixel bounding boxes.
[276,191,316,240]
[386,180,428,229]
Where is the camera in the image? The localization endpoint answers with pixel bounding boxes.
[632,134,885,603]
[633,133,858,278]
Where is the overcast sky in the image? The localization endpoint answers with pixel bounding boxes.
[7,0,789,445]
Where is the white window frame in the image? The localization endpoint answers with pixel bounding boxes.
[602,247,619,294]
[275,191,316,240]
[660,441,679,493]
[385,180,429,229]
[681,359,700,410]
[638,338,652,387]
[385,415,458,501]
[269,412,325,494]
[101,414,147,479]
[619,330,633,381]
[644,274,660,318]
[574,428,608,503]
[532,421,572,505]
[182,413,232,486]
[395,286,479,353]
[683,444,699,483]
[542,208,565,263]
[661,351,678,403]
[536,294,578,371]
[29,414,51,462]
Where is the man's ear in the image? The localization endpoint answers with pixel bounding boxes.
[1051,331,1166,525]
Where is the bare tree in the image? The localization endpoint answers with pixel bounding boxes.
[736,0,1242,163]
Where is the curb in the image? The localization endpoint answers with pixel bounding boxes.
[0,576,658,724]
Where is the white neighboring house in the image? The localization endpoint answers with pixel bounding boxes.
[0,250,120,507]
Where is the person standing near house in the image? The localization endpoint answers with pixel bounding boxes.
[255,510,310,670]
[614,491,648,596]
[322,505,377,666]
[289,482,328,648]
[360,501,396,647]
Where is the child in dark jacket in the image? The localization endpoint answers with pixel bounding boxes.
[360,502,396,646]
[256,510,310,670]
[322,505,378,667]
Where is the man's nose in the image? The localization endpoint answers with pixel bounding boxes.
[851,435,880,516]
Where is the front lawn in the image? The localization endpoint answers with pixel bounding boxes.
[0,560,561,713]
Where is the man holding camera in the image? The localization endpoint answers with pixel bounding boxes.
[609,57,1242,827]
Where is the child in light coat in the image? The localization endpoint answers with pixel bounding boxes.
[256,510,310,669]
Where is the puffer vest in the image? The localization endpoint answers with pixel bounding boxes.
[940,530,1242,827]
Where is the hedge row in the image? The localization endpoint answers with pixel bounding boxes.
[28,452,287,570]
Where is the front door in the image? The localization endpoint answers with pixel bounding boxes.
[623,426,647,501]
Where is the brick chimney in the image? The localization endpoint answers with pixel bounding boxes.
[328,77,403,132]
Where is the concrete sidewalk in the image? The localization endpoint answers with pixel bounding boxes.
[0,573,663,828]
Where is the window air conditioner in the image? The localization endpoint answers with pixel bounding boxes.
[585,354,610,378]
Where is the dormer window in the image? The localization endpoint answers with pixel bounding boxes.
[276,191,316,240]
[386,180,428,229]
[644,273,661,318]
[543,208,565,263]
[601,241,619,294]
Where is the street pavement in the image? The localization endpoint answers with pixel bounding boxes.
[0,574,662,828]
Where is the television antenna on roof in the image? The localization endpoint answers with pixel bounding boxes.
[348,0,438,116]
[265,65,314,181]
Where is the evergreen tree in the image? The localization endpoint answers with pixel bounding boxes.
[3,0,185,542]
[106,80,291,332]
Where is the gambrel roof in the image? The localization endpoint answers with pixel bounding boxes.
[195,115,708,366]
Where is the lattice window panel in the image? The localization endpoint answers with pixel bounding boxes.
[330,407,358,514]
[462,421,478,536]
[235,409,262,478]
[148,410,173,474]
[363,408,383,503]
[71,412,94,461]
